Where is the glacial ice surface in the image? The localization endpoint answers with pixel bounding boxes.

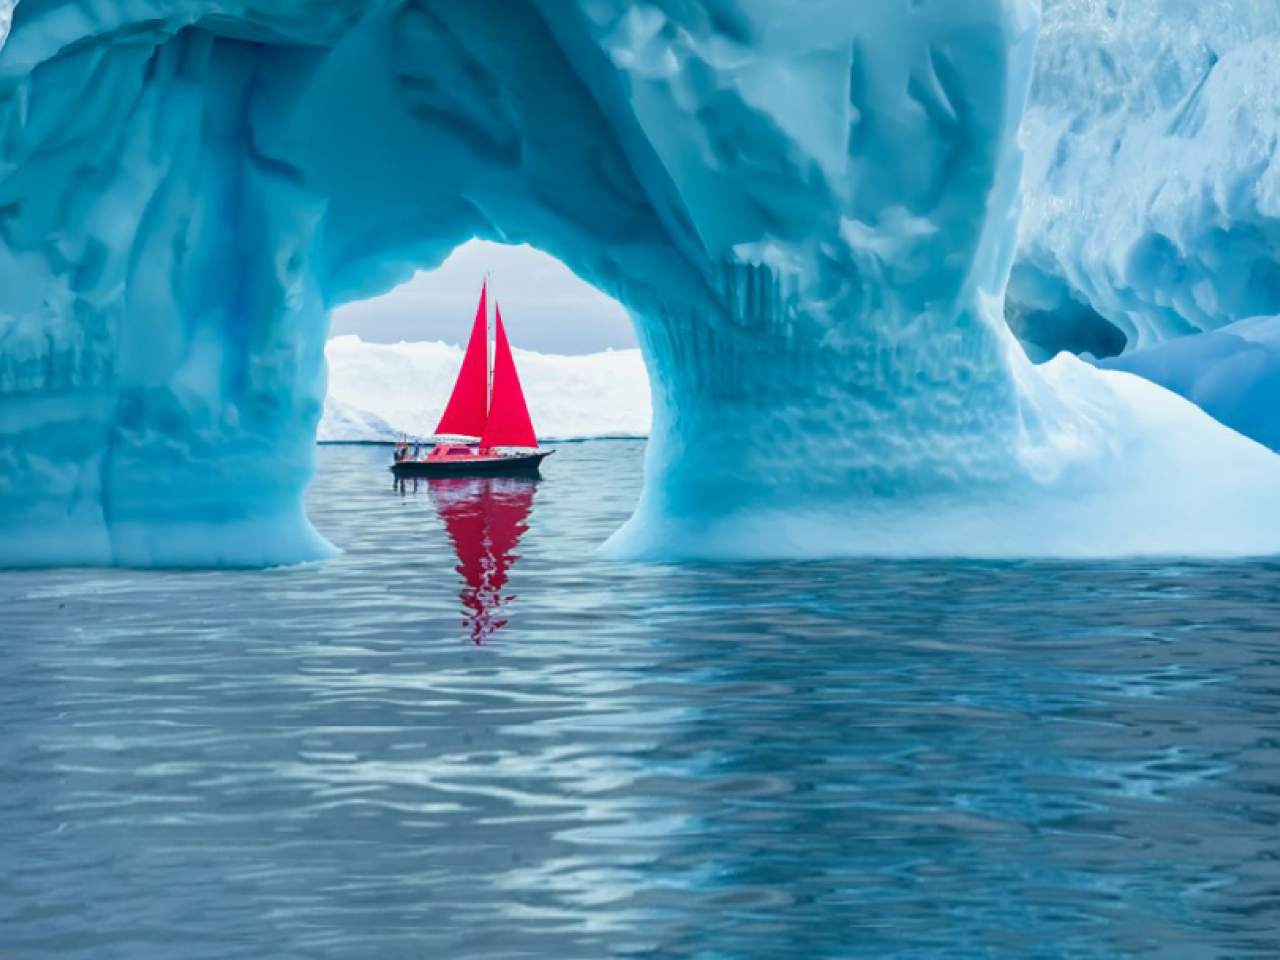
[1012,0,1280,463]
[2,0,1280,565]
[1016,0,1280,354]
[1097,316,1280,452]
[322,336,650,443]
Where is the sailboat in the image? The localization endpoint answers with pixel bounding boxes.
[390,280,552,478]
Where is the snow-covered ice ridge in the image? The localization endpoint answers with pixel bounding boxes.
[322,337,650,443]
[2,0,1280,566]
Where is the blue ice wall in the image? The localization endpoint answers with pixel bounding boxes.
[0,23,332,565]
[2,0,1280,566]
[1017,0,1280,353]
[1013,0,1280,455]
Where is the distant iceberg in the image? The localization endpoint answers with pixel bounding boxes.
[321,336,651,443]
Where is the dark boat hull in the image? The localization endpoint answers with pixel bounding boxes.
[390,451,551,478]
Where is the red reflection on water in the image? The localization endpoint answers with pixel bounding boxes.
[398,476,537,644]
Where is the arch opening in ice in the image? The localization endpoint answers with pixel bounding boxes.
[321,237,649,444]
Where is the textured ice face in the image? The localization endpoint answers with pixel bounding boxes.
[1016,0,1280,354]
[1,0,1279,565]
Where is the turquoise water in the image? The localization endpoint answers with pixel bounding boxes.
[3,441,1279,958]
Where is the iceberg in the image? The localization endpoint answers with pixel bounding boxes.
[1,0,1279,566]
[1016,0,1280,354]
[321,336,650,443]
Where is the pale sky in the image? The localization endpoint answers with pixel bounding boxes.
[329,239,637,355]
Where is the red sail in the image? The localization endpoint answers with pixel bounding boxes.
[480,306,538,449]
[434,282,489,438]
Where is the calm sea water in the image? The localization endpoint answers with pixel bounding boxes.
[3,441,1279,959]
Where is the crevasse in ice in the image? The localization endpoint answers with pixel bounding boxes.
[1,0,1278,566]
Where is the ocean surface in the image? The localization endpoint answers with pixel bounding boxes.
[3,440,1279,959]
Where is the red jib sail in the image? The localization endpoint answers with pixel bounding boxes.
[480,305,538,449]
[434,282,489,438]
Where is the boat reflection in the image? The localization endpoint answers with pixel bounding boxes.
[397,475,537,644]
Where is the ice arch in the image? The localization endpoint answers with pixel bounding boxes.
[1,0,1279,567]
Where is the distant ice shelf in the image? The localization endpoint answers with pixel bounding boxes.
[321,336,651,443]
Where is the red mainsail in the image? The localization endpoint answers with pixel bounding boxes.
[479,306,538,449]
[433,282,490,438]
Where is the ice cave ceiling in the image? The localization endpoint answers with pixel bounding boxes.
[1,0,1279,567]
